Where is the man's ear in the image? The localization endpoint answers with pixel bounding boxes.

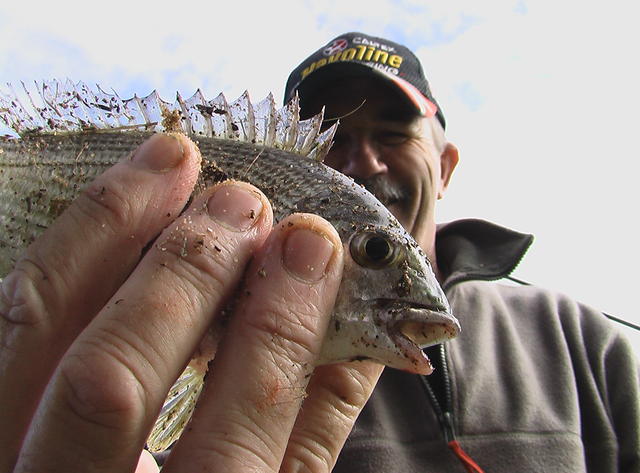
[438,142,459,199]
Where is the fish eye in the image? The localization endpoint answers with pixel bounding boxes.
[350,231,399,269]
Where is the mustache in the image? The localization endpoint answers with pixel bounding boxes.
[355,175,408,206]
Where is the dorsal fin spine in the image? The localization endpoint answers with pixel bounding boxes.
[0,79,333,161]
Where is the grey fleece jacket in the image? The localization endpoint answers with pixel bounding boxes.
[333,219,640,473]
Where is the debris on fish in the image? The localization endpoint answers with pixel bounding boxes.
[0,79,461,452]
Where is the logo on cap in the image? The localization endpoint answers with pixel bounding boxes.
[323,38,348,56]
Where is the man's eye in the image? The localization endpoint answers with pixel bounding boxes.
[378,132,409,145]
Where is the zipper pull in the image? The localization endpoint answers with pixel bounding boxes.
[443,411,486,473]
[448,439,486,473]
[442,411,455,443]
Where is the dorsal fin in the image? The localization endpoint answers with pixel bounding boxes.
[0,79,337,162]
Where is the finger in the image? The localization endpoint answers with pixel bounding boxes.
[13,181,272,473]
[0,133,200,471]
[135,450,160,473]
[281,362,384,472]
[163,214,344,473]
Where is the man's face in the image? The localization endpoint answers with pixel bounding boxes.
[303,76,457,257]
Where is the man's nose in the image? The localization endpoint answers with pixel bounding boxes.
[341,138,388,179]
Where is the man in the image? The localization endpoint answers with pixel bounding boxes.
[1,33,637,473]
[283,32,640,472]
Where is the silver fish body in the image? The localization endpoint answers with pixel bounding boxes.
[0,80,460,451]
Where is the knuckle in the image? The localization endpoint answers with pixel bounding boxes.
[282,367,381,473]
[72,174,138,235]
[187,435,275,472]
[153,221,242,305]
[0,261,54,349]
[245,306,318,367]
[283,443,333,473]
[59,340,149,431]
[315,365,377,418]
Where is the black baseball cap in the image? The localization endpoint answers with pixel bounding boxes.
[284,32,445,129]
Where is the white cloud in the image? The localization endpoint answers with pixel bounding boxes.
[2,0,327,101]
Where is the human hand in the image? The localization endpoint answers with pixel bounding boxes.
[0,133,384,473]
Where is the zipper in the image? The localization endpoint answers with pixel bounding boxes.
[420,344,485,473]
[419,344,454,441]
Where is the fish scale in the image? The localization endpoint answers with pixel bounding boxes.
[1,131,383,266]
[0,80,460,452]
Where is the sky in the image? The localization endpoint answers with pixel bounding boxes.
[1,0,638,355]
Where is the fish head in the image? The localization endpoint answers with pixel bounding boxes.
[294,176,460,375]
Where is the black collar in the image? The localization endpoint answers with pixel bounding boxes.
[436,219,534,291]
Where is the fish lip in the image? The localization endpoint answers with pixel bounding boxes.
[376,299,461,349]
[369,300,460,375]
[394,309,461,347]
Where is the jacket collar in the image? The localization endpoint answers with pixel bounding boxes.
[435,219,534,291]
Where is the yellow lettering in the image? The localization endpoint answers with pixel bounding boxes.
[341,48,357,61]
[364,46,375,61]
[302,63,316,78]
[300,48,401,81]
[388,55,403,68]
[372,50,389,64]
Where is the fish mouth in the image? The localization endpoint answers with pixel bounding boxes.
[380,300,461,374]
[395,308,461,347]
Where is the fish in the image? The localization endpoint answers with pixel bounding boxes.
[0,79,461,451]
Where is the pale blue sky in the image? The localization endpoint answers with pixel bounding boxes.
[2,0,638,352]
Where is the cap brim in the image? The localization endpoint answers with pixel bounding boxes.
[292,62,438,119]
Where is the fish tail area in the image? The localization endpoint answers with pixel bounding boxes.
[146,364,206,453]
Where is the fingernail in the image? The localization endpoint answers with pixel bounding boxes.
[283,228,335,282]
[207,183,264,231]
[131,133,185,171]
